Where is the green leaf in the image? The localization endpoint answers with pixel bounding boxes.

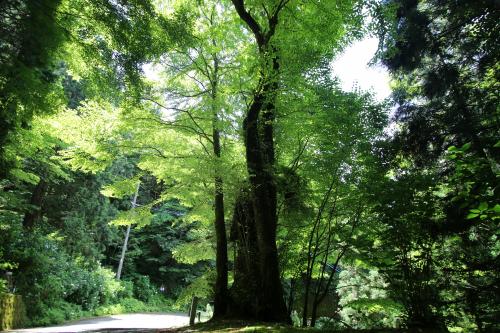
[466,213,479,219]
[460,142,471,151]
[478,202,488,211]
[493,204,500,213]
[101,178,139,198]
[9,168,40,185]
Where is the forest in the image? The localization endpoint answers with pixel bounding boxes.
[0,0,498,332]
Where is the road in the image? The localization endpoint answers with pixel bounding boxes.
[8,313,189,333]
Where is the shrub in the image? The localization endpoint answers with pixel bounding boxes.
[94,297,146,316]
[133,275,158,303]
[337,267,403,329]
[65,266,101,311]
[118,279,134,299]
[95,266,124,305]
[31,301,88,327]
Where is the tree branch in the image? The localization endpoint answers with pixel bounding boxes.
[230,0,265,47]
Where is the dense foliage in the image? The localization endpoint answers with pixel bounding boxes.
[0,0,497,331]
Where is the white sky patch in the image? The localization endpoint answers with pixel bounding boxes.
[143,62,162,83]
[331,37,391,101]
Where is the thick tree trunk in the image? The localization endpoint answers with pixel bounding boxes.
[228,190,260,318]
[213,175,228,317]
[229,0,289,322]
[241,82,288,322]
[211,55,229,318]
[23,179,48,229]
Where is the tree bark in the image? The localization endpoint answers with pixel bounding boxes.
[310,300,319,327]
[229,0,290,323]
[211,53,229,318]
[228,191,260,318]
[23,179,48,229]
[302,274,311,327]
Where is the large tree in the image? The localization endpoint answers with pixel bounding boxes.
[227,0,364,322]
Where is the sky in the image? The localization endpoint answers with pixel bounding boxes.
[330,37,391,101]
[144,37,392,101]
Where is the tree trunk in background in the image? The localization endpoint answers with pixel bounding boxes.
[302,275,311,327]
[287,278,296,317]
[116,182,140,280]
[310,300,319,327]
[22,179,48,229]
[211,53,229,318]
[189,296,199,325]
[213,179,228,317]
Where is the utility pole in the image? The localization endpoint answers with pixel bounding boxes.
[116,182,140,280]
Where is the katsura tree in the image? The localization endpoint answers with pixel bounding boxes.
[227,0,365,321]
[75,1,366,322]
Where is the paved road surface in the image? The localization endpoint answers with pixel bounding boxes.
[9,313,189,333]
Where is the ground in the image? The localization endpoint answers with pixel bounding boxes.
[7,313,189,333]
[6,315,441,333]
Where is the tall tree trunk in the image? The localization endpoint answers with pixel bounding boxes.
[229,0,290,323]
[23,179,48,229]
[116,182,140,280]
[211,53,228,318]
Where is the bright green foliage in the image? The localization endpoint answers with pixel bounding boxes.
[337,267,403,329]
[176,270,215,309]
[277,72,387,286]
[0,0,187,177]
